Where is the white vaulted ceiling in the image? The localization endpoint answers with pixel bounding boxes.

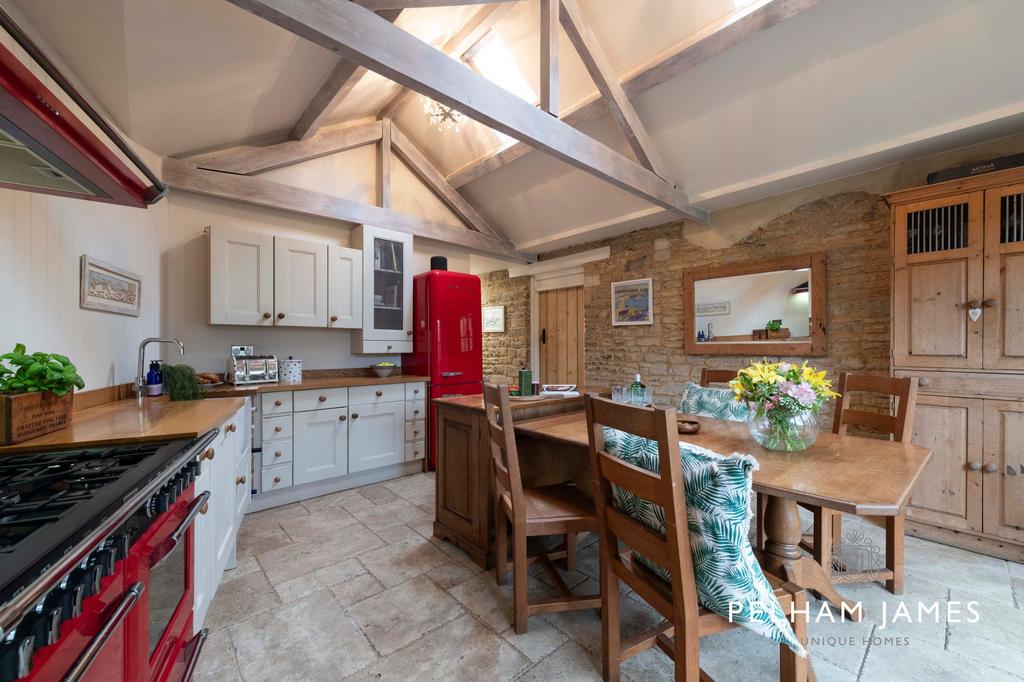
[13,0,1024,253]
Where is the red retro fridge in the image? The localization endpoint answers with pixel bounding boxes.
[403,269,482,469]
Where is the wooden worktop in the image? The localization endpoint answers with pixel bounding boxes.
[514,411,932,516]
[203,373,430,397]
[433,387,604,413]
[0,395,247,454]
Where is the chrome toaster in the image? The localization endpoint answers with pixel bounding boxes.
[226,345,279,385]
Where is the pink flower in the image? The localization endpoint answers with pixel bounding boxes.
[783,381,817,407]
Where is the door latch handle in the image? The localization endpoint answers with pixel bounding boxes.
[541,328,547,344]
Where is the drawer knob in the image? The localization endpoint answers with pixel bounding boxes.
[200,501,209,515]
[201,448,215,461]
[330,315,338,323]
[414,409,420,415]
[227,423,237,433]
[968,461,982,471]
[274,400,283,407]
[273,476,282,483]
[376,390,383,397]
[414,389,420,394]
[351,413,359,419]
[413,430,419,436]
[387,345,393,351]
[414,450,420,456]
[277,312,285,319]
[983,462,998,474]
[339,415,347,422]
[236,475,247,485]
[274,451,283,458]
[407,330,413,336]
[983,298,997,308]
[274,426,283,433]
[918,377,931,387]
[318,395,327,402]
[263,312,271,320]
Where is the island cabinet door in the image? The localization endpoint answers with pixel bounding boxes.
[906,395,983,533]
[982,401,1024,544]
[434,406,484,551]
[209,226,274,326]
[892,192,984,370]
[982,184,1024,370]
[348,401,405,473]
[293,407,349,484]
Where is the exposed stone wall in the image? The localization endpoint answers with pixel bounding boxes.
[542,191,891,422]
[480,270,531,384]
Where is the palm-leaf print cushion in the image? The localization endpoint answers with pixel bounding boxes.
[603,427,806,657]
[678,382,749,422]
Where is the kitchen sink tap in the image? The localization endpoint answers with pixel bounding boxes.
[136,338,184,405]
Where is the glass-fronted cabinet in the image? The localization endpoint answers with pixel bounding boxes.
[351,225,414,353]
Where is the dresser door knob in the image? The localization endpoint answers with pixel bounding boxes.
[318,395,327,402]
[263,312,271,320]
[983,298,997,308]
[274,451,282,458]
[918,377,931,387]
[983,462,998,474]
[351,413,359,419]
[236,475,247,485]
[330,315,339,323]
[407,330,413,336]
[226,424,236,433]
[277,312,285,319]
[376,390,383,397]
[274,400,283,407]
[968,461,982,471]
[201,448,215,461]
[339,415,347,421]
[200,501,209,514]
[274,476,282,483]
[274,426,282,433]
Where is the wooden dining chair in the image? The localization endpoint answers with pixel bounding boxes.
[698,368,739,387]
[483,383,601,634]
[803,373,919,594]
[583,395,808,682]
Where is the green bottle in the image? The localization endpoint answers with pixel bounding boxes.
[518,367,533,396]
[629,373,645,404]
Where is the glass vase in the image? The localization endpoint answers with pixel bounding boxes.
[747,409,819,452]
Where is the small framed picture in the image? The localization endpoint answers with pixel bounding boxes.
[695,301,731,316]
[611,278,653,326]
[80,256,142,317]
[482,305,505,333]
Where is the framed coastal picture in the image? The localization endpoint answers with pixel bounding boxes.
[482,305,505,333]
[611,278,653,326]
[695,301,731,316]
[80,256,142,317]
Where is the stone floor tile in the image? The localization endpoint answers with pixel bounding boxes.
[448,571,562,633]
[272,557,366,603]
[837,576,949,649]
[801,602,873,675]
[235,516,292,560]
[373,523,422,544]
[193,627,240,681]
[278,506,360,543]
[947,596,1024,676]
[358,483,400,505]
[330,573,386,607]
[229,590,377,682]
[299,488,368,513]
[204,568,279,633]
[516,640,602,681]
[348,575,464,655]
[500,617,568,663]
[426,558,484,590]
[860,633,1018,681]
[344,613,529,682]
[220,556,261,584]
[250,502,309,522]
[540,579,658,656]
[696,626,800,682]
[1008,560,1024,578]
[352,498,430,531]
[903,536,1015,606]
[256,523,383,584]
[357,536,449,587]
[1012,577,1023,609]
[381,473,435,500]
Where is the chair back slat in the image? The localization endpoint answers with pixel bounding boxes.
[699,368,739,387]
[482,383,524,511]
[584,394,702,639]
[832,373,919,443]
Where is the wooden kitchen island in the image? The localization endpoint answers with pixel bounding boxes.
[433,391,603,568]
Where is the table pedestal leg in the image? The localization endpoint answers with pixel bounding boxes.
[762,495,863,622]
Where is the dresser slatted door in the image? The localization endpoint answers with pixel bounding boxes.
[906,395,983,533]
[892,192,984,369]
[983,184,1024,370]
[982,401,1024,544]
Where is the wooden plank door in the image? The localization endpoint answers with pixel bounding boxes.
[982,400,1024,543]
[905,395,983,533]
[892,192,984,369]
[983,183,1024,370]
[538,287,585,385]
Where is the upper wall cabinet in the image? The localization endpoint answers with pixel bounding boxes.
[351,225,414,354]
[209,226,274,326]
[209,227,362,329]
[274,236,328,327]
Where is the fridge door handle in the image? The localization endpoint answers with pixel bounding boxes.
[440,371,463,377]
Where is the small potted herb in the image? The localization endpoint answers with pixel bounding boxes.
[0,343,84,444]
[765,320,790,339]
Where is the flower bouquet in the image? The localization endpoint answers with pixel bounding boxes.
[729,361,839,451]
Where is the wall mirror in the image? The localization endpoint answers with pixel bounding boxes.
[683,253,827,356]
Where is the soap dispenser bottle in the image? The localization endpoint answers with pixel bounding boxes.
[146,360,163,397]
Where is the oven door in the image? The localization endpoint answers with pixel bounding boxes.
[126,486,208,682]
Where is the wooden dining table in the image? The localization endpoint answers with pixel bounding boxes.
[513,410,932,617]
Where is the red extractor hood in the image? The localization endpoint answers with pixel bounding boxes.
[0,8,166,207]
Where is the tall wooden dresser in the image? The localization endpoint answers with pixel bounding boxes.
[887,167,1024,561]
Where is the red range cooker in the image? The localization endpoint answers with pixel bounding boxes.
[0,432,217,682]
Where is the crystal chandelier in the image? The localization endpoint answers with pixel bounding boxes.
[422,96,464,132]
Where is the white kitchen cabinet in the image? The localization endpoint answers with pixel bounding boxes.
[209,226,274,326]
[329,245,363,329]
[351,224,414,353]
[293,407,349,484]
[348,400,406,472]
[274,236,328,327]
[192,461,214,630]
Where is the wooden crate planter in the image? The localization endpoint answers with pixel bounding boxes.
[0,391,74,445]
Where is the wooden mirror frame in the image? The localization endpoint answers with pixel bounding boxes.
[683,252,827,357]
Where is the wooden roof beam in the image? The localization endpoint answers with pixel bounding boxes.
[540,0,558,115]
[377,2,513,121]
[225,0,708,223]
[163,157,522,258]
[447,0,824,188]
[290,9,402,140]
[354,0,519,8]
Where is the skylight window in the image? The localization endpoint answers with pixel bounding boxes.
[464,35,537,105]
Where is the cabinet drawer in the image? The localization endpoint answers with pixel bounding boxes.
[294,387,348,412]
[262,391,293,415]
[405,419,425,442]
[405,441,425,462]
[405,383,426,401]
[261,464,292,492]
[356,339,412,354]
[350,384,404,405]
[262,415,293,442]
[262,441,294,467]
[406,400,425,421]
